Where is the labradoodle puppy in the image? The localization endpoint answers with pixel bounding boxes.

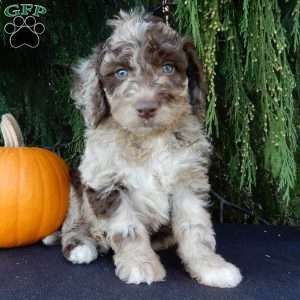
[47,10,242,287]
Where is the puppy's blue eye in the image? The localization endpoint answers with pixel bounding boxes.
[162,64,174,74]
[115,68,129,79]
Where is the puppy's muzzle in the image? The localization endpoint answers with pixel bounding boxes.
[135,100,160,120]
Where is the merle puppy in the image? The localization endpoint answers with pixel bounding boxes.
[45,9,242,287]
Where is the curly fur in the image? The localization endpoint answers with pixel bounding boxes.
[46,9,242,288]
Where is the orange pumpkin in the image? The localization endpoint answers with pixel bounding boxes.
[0,114,69,248]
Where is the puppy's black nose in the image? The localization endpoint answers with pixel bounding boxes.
[135,100,159,119]
[137,108,157,119]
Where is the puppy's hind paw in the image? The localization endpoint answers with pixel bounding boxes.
[42,231,61,246]
[63,240,98,264]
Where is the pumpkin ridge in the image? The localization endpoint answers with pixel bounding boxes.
[25,149,44,245]
[40,150,64,233]
[0,149,18,246]
[15,149,21,246]
[33,152,46,242]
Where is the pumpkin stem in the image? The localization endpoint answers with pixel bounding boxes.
[0,114,25,147]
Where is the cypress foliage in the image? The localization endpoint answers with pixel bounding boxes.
[176,0,300,223]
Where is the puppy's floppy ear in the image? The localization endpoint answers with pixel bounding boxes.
[143,15,164,24]
[71,44,109,129]
[183,39,207,120]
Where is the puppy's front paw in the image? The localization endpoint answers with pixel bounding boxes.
[114,252,166,285]
[191,254,242,288]
[63,240,98,264]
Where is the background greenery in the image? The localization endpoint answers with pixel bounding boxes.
[0,0,299,225]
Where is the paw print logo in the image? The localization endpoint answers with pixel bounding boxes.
[4,16,45,48]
